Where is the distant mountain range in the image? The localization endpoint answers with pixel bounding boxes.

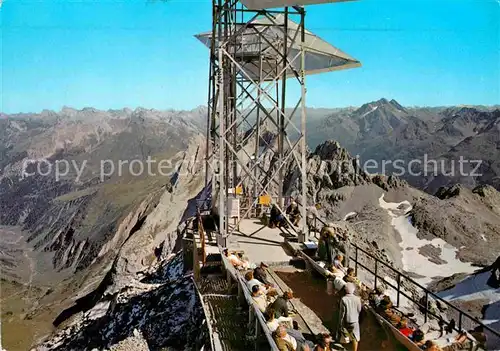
[1,102,499,349]
[0,107,206,349]
[306,98,500,193]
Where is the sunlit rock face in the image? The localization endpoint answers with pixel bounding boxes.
[36,254,208,351]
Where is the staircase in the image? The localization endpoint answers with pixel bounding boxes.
[197,269,255,351]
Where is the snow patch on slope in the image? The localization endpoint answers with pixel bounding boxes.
[343,212,357,221]
[360,105,378,118]
[437,272,500,350]
[379,194,476,286]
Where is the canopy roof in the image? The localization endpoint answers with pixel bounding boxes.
[240,0,355,10]
[195,14,361,81]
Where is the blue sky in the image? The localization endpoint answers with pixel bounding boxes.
[1,0,499,113]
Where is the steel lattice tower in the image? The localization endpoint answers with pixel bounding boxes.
[196,0,361,246]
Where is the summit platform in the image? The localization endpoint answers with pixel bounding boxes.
[226,218,295,265]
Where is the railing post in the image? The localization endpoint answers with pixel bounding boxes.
[227,268,232,293]
[424,291,429,323]
[314,216,317,239]
[396,273,401,308]
[458,313,463,332]
[354,246,358,276]
[248,306,254,330]
[254,317,260,351]
[238,280,244,304]
[374,260,378,289]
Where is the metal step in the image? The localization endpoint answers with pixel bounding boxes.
[199,275,255,351]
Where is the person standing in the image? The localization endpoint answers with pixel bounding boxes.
[306,204,321,236]
[286,200,301,227]
[338,283,362,351]
[320,224,337,264]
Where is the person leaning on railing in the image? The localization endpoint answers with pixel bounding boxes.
[266,308,294,332]
[318,224,335,264]
[251,285,269,313]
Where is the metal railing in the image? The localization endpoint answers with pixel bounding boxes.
[192,276,224,351]
[219,246,280,351]
[197,209,207,265]
[311,214,500,340]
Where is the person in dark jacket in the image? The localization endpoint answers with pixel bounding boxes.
[254,262,273,286]
[268,291,293,318]
[270,204,287,228]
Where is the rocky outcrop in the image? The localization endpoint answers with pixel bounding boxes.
[1,109,206,350]
[307,140,370,193]
[408,185,500,265]
[45,135,207,330]
[0,108,203,274]
[435,184,462,199]
[371,174,408,191]
[282,140,408,206]
[36,254,207,351]
[108,329,149,351]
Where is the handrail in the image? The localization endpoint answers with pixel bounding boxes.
[219,247,280,351]
[310,214,500,340]
[219,245,238,282]
[197,209,207,265]
[237,274,280,351]
[191,276,223,351]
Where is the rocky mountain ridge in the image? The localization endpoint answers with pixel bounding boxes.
[308,99,500,192]
[281,139,500,268]
[2,102,499,350]
[0,108,206,350]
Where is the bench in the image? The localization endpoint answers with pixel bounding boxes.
[237,274,280,351]
[267,268,330,336]
[219,246,279,351]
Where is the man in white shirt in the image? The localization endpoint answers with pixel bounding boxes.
[251,285,268,313]
[265,307,293,332]
[245,271,268,294]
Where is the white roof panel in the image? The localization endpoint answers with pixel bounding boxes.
[240,0,355,10]
[195,14,361,81]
